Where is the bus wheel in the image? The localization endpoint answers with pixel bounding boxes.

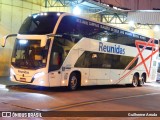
[68,73,79,91]
[132,74,139,87]
[138,74,146,86]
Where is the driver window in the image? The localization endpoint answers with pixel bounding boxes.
[49,45,64,71]
[50,52,61,66]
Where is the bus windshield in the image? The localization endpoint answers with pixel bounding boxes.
[11,39,50,69]
[19,12,59,34]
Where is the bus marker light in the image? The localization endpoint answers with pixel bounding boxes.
[62,81,65,84]
[57,13,61,16]
[44,13,47,16]
[40,13,44,16]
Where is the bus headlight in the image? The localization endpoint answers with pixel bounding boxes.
[34,72,45,79]
[10,68,15,75]
[40,80,44,85]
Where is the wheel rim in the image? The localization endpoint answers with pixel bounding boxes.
[141,77,145,85]
[133,76,138,86]
[70,76,77,89]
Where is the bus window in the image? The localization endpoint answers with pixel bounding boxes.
[157,62,160,73]
[89,53,97,68]
[19,13,59,34]
[89,53,103,68]
[50,52,61,65]
[56,16,82,43]
[49,45,63,71]
[102,54,112,68]
[49,35,78,72]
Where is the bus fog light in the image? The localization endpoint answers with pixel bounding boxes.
[85,80,88,83]
[34,72,45,79]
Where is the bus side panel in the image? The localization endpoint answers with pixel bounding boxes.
[148,60,158,82]
[77,68,89,86]
[89,68,110,85]
[48,70,62,87]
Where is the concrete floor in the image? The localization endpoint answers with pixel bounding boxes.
[0,77,160,119]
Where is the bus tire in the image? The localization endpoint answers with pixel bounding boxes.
[138,74,146,86]
[132,74,139,87]
[68,72,79,91]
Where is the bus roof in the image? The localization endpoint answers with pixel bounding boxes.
[30,12,159,41]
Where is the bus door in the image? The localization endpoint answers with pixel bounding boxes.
[77,49,90,86]
[88,53,110,85]
[48,45,63,86]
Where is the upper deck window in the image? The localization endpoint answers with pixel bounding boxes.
[19,13,59,34]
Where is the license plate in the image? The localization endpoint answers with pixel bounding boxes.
[20,78,26,82]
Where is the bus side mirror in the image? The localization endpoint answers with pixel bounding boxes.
[1,34,17,47]
[1,36,7,47]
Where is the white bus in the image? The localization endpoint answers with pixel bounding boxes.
[1,12,159,90]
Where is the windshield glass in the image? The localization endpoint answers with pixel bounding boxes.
[19,12,59,34]
[11,39,50,69]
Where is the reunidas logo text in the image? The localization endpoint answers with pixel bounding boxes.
[99,42,125,54]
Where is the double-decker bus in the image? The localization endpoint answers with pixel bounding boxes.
[1,12,159,90]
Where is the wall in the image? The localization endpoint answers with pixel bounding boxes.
[0,0,70,76]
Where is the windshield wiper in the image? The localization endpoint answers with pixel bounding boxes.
[46,33,62,37]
